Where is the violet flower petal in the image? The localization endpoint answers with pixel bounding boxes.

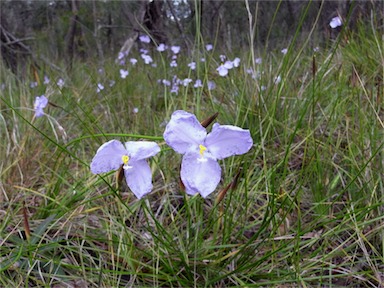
[181,152,222,198]
[90,140,127,174]
[217,65,228,77]
[330,16,342,29]
[164,110,207,154]
[124,160,153,199]
[37,95,48,108]
[224,61,234,69]
[34,95,48,117]
[35,108,45,117]
[205,123,253,160]
[124,141,160,161]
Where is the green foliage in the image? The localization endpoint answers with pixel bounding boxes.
[0,3,383,287]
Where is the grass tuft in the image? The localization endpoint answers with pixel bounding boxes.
[1,5,383,287]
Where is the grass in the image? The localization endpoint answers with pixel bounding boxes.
[1,9,383,287]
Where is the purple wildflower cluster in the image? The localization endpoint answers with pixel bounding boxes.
[113,36,244,96]
[30,31,298,120]
[30,35,254,199]
[216,57,241,77]
[32,34,250,118]
[90,110,253,199]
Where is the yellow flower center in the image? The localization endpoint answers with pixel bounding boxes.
[122,155,131,169]
[122,155,129,164]
[199,144,207,157]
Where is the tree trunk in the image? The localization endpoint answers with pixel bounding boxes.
[93,0,104,65]
[65,0,79,69]
[144,0,167,44]
[119,0,168,56]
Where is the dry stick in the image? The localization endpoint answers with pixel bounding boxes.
[0,25,64,73]
[22,202,31,241]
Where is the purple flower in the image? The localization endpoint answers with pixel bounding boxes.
[217,65,228,76]
[330,16,342,28]
[157,43,167,52]
[182,78,192,87]
[217,61,234,77]
[34,95,48,117]
[188,61,196,70]
[141,54,153,64]
[162,79,171,86]
[194,79,203,88]
[170,76,180,94]
[255,58,262,64]
[170,84,179,94]
[171,45,180,54]
[281,48,288,55]
[130,58,138,65]
[232,57,241,67]
[163,110,253,198]
[120,69,129,79]
[206,44,213,51]
[57,78,65,88]
[43,75,50,85]
[207,80,216,91]
[96,83,104,93]
[139,35,150,44]
[170,60,177,68]
[90,140,160,199]
[117,51,125,60]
